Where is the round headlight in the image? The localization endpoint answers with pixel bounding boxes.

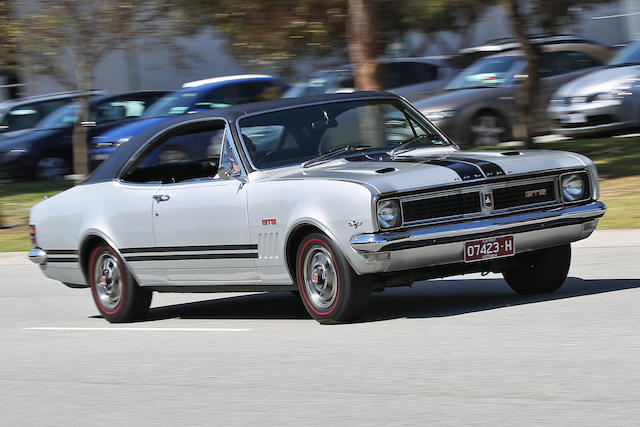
[561,174,586,202]
[377,200,401,229]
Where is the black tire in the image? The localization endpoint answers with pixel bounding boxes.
[35,156,70,180]
[88,244,152,322]
[296,233,370,324]
[466,111,508,146]
[502,244,571,295]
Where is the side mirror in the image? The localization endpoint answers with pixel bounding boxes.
[217,166,235,180]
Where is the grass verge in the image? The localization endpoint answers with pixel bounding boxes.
[1,136,639,251]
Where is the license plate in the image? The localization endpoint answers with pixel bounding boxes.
[464,235,515,262]
[561,113,587,124]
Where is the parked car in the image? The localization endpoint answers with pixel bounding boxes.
[28,92,605,324]
[548,39,640,136]
[284,57,457,102]
[415,42,612,146]
[0,91,166,181]
[87,75,286,169]
[451,35,610,69]
[0,90,103,135]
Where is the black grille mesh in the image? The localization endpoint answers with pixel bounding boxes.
[402,192,481,223]
[492,180,556,210]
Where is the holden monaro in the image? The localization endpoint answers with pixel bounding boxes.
[29,92,605,323]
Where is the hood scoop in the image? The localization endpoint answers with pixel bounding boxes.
[375,167,397,174]
[501,151,522,156]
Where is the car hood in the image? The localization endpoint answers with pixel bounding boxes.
[259,149,590,195]
[0,128,34,140]
[555,65,640,97]
[90,116,170,145]
[412,86,513,112]
[0,129,56,151]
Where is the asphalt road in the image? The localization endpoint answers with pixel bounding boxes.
[2,235,639,426]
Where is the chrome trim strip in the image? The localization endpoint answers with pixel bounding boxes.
[351,201,605,252]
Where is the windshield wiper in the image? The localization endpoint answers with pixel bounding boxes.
[302,144,372,168]
[389,135,434,157]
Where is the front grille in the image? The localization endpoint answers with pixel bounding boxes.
[402,192,481,223]
[492,180,556,210]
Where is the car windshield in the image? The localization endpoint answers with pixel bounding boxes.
[238,99,450,169]
[37,103,77,130]
[283,71,354,98]
[609,40,640,66]
[446,55,522,89]
[141,91,200,117]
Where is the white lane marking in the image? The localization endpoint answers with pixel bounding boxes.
[24,327,251,332]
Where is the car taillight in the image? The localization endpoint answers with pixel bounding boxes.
[29,224,37,247]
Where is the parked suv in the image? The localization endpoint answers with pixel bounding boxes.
[284,57,457,102]
[0,91,167,181]
[0,90,103,134]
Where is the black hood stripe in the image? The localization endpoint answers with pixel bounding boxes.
[346,153,484,181]
[446,156,506,177]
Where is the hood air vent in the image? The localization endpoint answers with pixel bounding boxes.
[375,167,396,174]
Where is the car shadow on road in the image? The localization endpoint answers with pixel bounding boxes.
[139,277,640,323]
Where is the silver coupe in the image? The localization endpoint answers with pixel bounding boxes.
[29,92,605,323]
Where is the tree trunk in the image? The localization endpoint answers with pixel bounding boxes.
[72,61,91,178]
[501,0,541,149]
[347,0,379,91]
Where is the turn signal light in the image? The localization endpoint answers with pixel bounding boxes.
[29,224,37,247]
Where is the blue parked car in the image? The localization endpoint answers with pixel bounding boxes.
[88,75,286,169]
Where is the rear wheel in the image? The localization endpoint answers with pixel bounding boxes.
[35,156,69,180]
[89,245,152,322]
[467,112,508,146]
[296,233,370,324]
[502,244,571,295]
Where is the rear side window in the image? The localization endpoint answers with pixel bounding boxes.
[376,62,439,89]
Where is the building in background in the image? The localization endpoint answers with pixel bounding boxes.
[2,0,640,101]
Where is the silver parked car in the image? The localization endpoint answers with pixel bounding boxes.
[415,43,612,146]
[284,57,457,102]
[548,40,640,136]
[29,92,604,324]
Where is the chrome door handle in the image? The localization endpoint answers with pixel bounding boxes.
[152,194,170,202]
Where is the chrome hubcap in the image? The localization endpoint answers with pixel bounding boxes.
[302,246,338,309]
[94,253,123,310]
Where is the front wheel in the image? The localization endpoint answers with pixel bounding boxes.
[502,244,571,295]
[296,233,370,324]
[89,245,152,322]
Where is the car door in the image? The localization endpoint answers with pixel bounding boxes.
[146,122,258,284]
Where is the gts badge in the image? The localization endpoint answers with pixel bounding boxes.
[262,218,277,225]
[525,189,547,198]
[348,220,363,229]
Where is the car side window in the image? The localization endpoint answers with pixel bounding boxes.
[122,120,226,184]
[540,51,601,77]
[376,62,439,89]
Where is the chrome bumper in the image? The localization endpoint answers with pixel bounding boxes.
[28,248,47,265]
[351,201,605,253]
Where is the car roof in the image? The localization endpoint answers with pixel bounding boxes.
[484,42,613,64]
[83,91,396,184]
[312,57,452,74]
[0,90,104,109]
[181,74,276,88]
[86,90,169,106]
[179,75,280,92]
